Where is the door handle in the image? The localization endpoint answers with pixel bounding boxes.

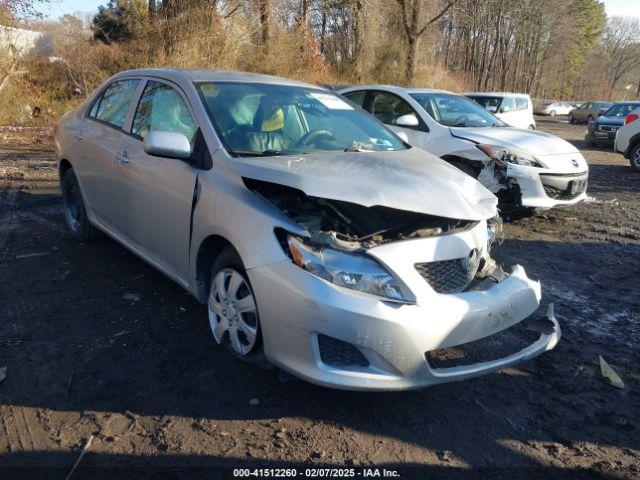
[116,151,130,165]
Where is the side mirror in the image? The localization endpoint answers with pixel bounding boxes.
[394,114,419,127]
[143,131,192,160]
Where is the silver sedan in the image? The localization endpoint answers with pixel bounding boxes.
[54,69,560,391]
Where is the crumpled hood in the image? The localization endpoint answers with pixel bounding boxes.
[450,126,579,157]
[227,147,497,221]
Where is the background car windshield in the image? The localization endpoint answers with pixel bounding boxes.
[604,103,639,118]
[411,93,505,127]
[197,83,406,155]
[466,95,503,113]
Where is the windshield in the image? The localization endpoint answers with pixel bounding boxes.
[196,82,406,156]
[410,93,505,127]
[466,95,503,113]
[604,103,639,117]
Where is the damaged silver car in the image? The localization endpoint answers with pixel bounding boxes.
[54,69,560,391]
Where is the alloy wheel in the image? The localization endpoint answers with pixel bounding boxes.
[208,268,258,356]
[633,149,640,169]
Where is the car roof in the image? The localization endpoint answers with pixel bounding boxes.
[108,68,324,90]
[465,92,530,97]
[339,85,456,95]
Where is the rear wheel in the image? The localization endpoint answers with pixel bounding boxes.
[207,247,262,359]
[61,168,100,241]
[629,144,640,172]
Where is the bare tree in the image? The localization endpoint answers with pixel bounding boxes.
[395,0,457,82]
[603,17,640,97]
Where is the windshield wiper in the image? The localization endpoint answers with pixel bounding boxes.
[229,149,289,157]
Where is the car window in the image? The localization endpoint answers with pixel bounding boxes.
[501,96,516,112]
[370,91,420,128]
[515,97,529,110]
[604,104,640,117]
[411,93,505,127]
[585,103,593,109]
[132,81,197,142]
[90,79,140,129]
[343,91,367,108]
[197,82,406,155]
[467,96,501,113]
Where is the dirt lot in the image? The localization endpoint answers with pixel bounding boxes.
[1,118,639,479]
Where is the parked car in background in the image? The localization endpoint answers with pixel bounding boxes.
[339,86,589,214]
[586,102,640,148]
[534,101,574,116]
[465,92,536,130]
[55,69,561,391]
[568,101,614,124]
[614,106,640,172]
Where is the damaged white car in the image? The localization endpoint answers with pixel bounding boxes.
[340,86,589,214]
[55,69,560,391]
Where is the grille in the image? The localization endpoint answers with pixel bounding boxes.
[317,334,369,368]
[543,180,587,200]
[598,125,618,132]
[425,316,549,369]
[415,256,479,294]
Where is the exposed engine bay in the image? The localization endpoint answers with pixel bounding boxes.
[244,178,477,251]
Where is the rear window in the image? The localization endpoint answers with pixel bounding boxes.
[89,79,140,129]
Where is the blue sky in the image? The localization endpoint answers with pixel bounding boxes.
[35,0,640,19]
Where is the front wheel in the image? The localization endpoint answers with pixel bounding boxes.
[629,144,640,172]
[61,168,100,241]
[207,247,262,359]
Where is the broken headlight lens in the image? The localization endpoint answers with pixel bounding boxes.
[285,235,407,302]
[476,144,546,168]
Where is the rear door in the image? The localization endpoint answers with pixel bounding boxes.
[80,78,141,225]
[113,78,200,282]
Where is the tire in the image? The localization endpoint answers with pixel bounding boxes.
[549,110,556,117]
[61,168,100,241]
[207,246,265,363]
[568,113,574,124]
[588,115,594,123]
[629,143,640,172]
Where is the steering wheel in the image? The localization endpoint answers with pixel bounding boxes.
[296,130,334,147]
[453,115,470,125]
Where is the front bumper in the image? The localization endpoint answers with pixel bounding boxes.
[248,257,560,391]
[506,163,588,209]
[586,127,617,144]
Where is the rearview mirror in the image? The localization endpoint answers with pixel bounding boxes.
[394,114,419,127]
[143,131,192,160]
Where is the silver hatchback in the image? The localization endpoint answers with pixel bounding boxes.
[55,69,560,391]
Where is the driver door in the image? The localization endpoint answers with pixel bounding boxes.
[112,79,200,283]
[366,91,430,149]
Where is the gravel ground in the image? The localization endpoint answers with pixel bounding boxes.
[0,118,638,479]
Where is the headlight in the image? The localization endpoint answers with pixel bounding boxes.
[284,235,408,302]
[476,144,546,168]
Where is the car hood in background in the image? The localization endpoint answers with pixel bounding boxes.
[228,147,497,221]
[595,117,625,127]
[450,126,579,156]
